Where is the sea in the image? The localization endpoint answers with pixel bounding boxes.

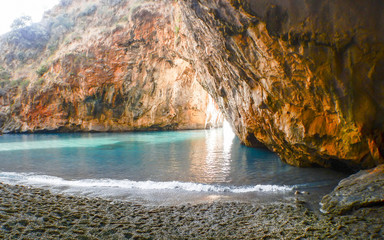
[0,122,348,206]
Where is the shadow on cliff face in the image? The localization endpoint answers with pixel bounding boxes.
[178,0,384,170]
[0,0,216,133]
[1,0,384,172]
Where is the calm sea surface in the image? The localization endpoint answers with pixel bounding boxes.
[0,125,347,205]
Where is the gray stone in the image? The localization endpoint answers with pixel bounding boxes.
[320,164,384,214]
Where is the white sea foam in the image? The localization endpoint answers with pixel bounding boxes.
[0,172,293,193]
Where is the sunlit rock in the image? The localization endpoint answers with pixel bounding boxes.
[0,0,217,132]
[1,0,384,171]
[177,0,384,170]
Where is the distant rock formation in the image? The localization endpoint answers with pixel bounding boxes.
[0,0,220,132]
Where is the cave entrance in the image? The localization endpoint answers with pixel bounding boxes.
[204,94,235,139]
[204,95,224,129]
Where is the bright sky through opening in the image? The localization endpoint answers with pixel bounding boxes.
[0,0,60,35]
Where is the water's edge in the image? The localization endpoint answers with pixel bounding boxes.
[3,181,381,239]
[0,129,348,206]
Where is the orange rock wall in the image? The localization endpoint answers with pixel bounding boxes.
[0,1,213,132]
[1,0,384,170]
[177,0,384,170]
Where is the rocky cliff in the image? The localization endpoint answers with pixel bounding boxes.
[1,0,384,170]
[0,0,221,132]
[175,0,384,171]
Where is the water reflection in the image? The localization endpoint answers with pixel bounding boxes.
[190,121,236,183]
[0,130,348,190]
[223,120,236,153]
[0,130,350,205]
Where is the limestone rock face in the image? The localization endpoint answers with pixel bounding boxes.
[320,164,384,214]
[1,0,384,171]
[0,0,217,132]
[176,0,384,170]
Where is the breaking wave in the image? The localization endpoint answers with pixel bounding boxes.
[0,172,293,193]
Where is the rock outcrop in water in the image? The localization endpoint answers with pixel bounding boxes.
[0,0,221,132]
[1,0,384,170]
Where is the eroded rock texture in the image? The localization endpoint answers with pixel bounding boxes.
[0,0,217,132]
[1,0,384,170]
[176,0,384,170]
[320,164,384,214]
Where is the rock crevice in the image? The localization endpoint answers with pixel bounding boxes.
[0,0,222,133]
[176,0,384,170]
[1,0,384,170]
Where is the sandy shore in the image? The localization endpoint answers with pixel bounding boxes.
[0,183,383,239]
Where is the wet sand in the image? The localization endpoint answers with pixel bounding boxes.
[0,183,383,239]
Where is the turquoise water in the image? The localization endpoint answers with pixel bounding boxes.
[0,127,347,204]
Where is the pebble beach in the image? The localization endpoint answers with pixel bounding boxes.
[1,183,383,239]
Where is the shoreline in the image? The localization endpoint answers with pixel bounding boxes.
[1,183,383,239]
